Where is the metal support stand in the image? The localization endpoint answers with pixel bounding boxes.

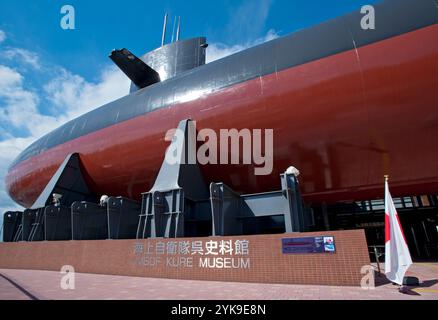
[44,206,72,241]
[71,197,141,241]
[137,119,209,239]
[31,153,96,210]
[2,212,22,242]
[136,119,308,239]
[71,202,108,240]
[107,197,141,239]
[210,173,306,236]
[3,120,309,242]
[4,153,97,242]
[25,208,45,242]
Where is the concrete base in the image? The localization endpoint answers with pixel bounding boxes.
[0,230,370,287]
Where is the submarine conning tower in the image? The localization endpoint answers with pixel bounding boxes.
[135,37,208,88]
[110,14,208,94]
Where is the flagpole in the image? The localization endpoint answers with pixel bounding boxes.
[383,174,414,293]
[384,174,400,290]
[384,175,394,287]
[383,175,389,280]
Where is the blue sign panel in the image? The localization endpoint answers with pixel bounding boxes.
[282,236,336,254]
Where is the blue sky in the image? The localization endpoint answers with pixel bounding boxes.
[0,0,380,234]
[0,0,379,79]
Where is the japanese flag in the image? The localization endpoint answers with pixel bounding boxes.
[384,179,413,285]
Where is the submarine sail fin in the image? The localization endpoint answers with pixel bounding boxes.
[109,48,161,90]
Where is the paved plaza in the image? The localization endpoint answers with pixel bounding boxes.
[0,263,437,300]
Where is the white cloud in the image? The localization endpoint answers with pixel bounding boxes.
[207,29,279,63]
[0,65,22,88]
[0,65,58,140]
[44,66,130,120]
[0,65,130,142]
[0,65,32,236]
[226,0,273,44]
[206,0,275,63]
[3,48,41,70]
[0,65,53,220]
[0,137,30,212]
[0,53,130,217]
[0,30,5,44]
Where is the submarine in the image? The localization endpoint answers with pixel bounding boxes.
[5,0,438,210]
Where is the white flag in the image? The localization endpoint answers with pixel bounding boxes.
[384,179,413,285]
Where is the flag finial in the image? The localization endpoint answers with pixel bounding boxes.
[384,175,389,182]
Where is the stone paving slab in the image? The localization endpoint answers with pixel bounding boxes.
[0,263,437,300]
